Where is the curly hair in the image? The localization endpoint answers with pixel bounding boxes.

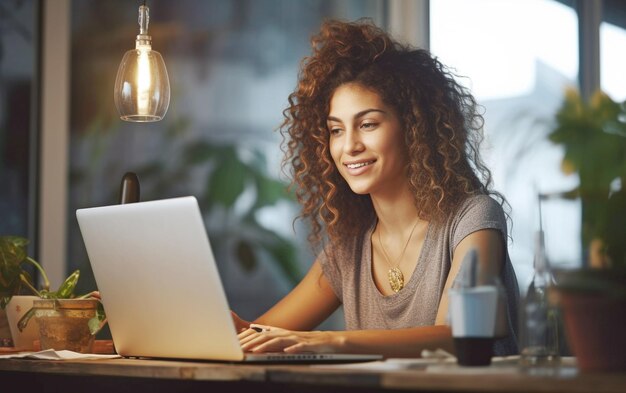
[280,19,506,251]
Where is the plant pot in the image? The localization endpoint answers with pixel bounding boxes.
[30,298,99,353]
[5,296,39,350]
[558,290,626,372]
[0,308,13,346]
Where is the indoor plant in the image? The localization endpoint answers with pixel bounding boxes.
[0,235,105,352]
[548,88,626,372]
[1,235,50,349]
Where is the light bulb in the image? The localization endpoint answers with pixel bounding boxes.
[114,4,170,122]
[136,45,152,115]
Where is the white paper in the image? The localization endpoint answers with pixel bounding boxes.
[311,358,441,370]
[0,349,121,360]
[313,355,523,372]
[310,349,457,370]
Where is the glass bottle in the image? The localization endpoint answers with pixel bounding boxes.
[520,230,560,366]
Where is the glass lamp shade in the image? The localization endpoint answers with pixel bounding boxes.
[114,47,170,122]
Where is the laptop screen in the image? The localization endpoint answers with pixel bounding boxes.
[77,196,246,361]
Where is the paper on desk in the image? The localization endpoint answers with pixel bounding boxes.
[311,351,524,372]
[0,349,121,360]
[312,350,457,370]
[312,357,456,370]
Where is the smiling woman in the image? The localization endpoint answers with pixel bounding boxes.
[327,84,408,197]
[231,18,520,359]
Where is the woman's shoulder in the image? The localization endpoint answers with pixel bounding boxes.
[442,193,508,250]
[446,193,507,236]
[455,193,506,222]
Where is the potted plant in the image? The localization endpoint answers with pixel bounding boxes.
[1,236,47,349]
[0,235,105,352]
[548,88,626,372]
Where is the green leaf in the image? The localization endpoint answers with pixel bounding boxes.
[235,240,257,272]
[183,141,220,166]
[549,90,626,265]
[0,296,10,309]
[265,237,301,285]
[88,301,107,335]
[54,270,81,299]
[253,171,293,209]
[0,236,28,272]
[234,219,302,285]
[17,306,36,332]
[0,236,34,300]
[165,116,191,138]
[206,149,248,208]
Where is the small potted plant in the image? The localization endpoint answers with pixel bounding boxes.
[548,88,626,372]
[1,236,47,349]
[0,235,105,352]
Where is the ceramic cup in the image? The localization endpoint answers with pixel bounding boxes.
[449,286,498,366]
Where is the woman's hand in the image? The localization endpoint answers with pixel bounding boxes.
[238,324,344,353]
[231,311,251,333]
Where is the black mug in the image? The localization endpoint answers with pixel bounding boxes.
[453,337,494,366]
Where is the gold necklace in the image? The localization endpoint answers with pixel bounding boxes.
[377,219,420,293]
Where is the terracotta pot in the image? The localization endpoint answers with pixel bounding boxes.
[5,296,40,350]
[559,291,626,372]
[31,298,99,353]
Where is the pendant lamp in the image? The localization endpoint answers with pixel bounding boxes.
[114,1,170,122]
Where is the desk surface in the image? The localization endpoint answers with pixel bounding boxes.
[1,356,626,393]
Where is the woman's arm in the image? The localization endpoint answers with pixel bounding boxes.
[231,260,339,332]
[239,229,505,358]
[435,228,505,325]
[254,260,342,331]
[240,325,453,358]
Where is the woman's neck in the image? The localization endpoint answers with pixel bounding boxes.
[371,184,422,232]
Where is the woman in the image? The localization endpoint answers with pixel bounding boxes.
[234,19,519,358]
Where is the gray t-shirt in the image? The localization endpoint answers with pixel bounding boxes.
[319,194,519,356]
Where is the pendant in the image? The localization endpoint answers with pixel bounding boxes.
[388,267,405,293]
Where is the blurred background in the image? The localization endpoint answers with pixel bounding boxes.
[1,0,625,329]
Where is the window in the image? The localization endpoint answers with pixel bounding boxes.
[0,0,39,251]
[430,0,580,288]
[601,0,626,101]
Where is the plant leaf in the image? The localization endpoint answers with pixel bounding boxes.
[265,237,301,285]
[206,148,248,208]
[55,270,81,299]
[183,141,220,165]
[233,219,301,284]
[235,240,257,272]
[88,301,107,335]
[0,236,33,299]
[253,171,293,209]
[17,307,36,332]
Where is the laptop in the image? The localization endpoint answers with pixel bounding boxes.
[76,196,382,363]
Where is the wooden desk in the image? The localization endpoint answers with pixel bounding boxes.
[1,356,625,393]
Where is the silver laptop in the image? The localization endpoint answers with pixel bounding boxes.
[76,196,381,363]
